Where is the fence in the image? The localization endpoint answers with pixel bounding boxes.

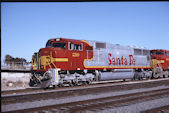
[1,62,31,70]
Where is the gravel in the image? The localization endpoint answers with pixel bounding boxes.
[95,96,169,113]
[2,85,169,112]
[1,72,31,91]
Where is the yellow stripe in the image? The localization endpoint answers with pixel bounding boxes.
[81,40,92,47]
[157,60,165,63]
[166,58,169,61]
[52,58,68,62]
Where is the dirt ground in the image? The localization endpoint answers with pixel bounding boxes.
[1,72,31,91]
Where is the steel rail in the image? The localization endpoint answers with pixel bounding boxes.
[2,77,169,96]
[3,87,169,113]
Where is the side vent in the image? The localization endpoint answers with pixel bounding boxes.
[143,50,150,56]
[134,49,142,55]
[96,42,106,49]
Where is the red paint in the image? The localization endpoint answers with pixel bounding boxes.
[151,49,169,70]
[129,55,136,65]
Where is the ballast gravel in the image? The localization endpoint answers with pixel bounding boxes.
[92,96,169,113]
[2,85,169,112]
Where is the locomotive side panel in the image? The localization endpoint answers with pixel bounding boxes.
[84,41,151,69]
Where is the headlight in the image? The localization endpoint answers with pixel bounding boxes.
[56,38,60,41]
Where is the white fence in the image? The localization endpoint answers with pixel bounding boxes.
[1,62,31,70]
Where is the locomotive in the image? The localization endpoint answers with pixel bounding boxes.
[30,38,169,88]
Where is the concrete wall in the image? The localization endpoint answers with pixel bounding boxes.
[1,72,31,91]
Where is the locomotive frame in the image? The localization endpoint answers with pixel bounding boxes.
[30,38,169,88]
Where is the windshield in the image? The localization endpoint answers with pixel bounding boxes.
[52,42,66,49]
[46,40,52,47]
[156,51,164,55]
[151,51,164,55]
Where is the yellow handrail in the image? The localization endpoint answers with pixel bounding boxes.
[38,55,40,70]
[34,57,36,69]
[52,62,57,68]
[47,58,52,69]
[51,51,57,68]
[31,58,33,69]
[37,53,39,70]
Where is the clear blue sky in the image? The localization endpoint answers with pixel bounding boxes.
[2,2,169,64]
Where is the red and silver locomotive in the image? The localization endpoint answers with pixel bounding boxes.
[30,38,169,88]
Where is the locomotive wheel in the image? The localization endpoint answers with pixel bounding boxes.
[163,71,169,78]
[86,80,92,85]
[72,82,78,86]
[58,83,64,87]
[57,84,61,87]
[29,79,36,87]
[147,76,151,80]
[83,81,88,85]
[69,82,74,87]
[52,85,56,89]
[152,72,158,79]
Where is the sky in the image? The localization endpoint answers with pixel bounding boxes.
[1,2,169,64]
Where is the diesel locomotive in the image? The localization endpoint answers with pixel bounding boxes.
[30,38,169,88]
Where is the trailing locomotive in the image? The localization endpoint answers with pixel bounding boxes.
[30,38,169,88]
[151,49,169,78]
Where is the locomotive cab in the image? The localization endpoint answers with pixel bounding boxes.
[151,49,169,70]
[30,38,94,88]
[150,49,169,79]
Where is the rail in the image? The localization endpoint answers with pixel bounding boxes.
[2,78,169,113]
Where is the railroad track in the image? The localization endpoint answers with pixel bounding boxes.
[143,105,169,113]
[2,78,169,96]
[2,78,169,113]
[1,79,125,95]
[3,87,169,113]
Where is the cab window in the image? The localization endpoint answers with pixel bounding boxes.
[69,42,83,51]
[155,51,164,55]
[46,40,52,47]
[166,52,169,57]
[151,51,164,55]
[52,42,66,49]
[151,51,155,55]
